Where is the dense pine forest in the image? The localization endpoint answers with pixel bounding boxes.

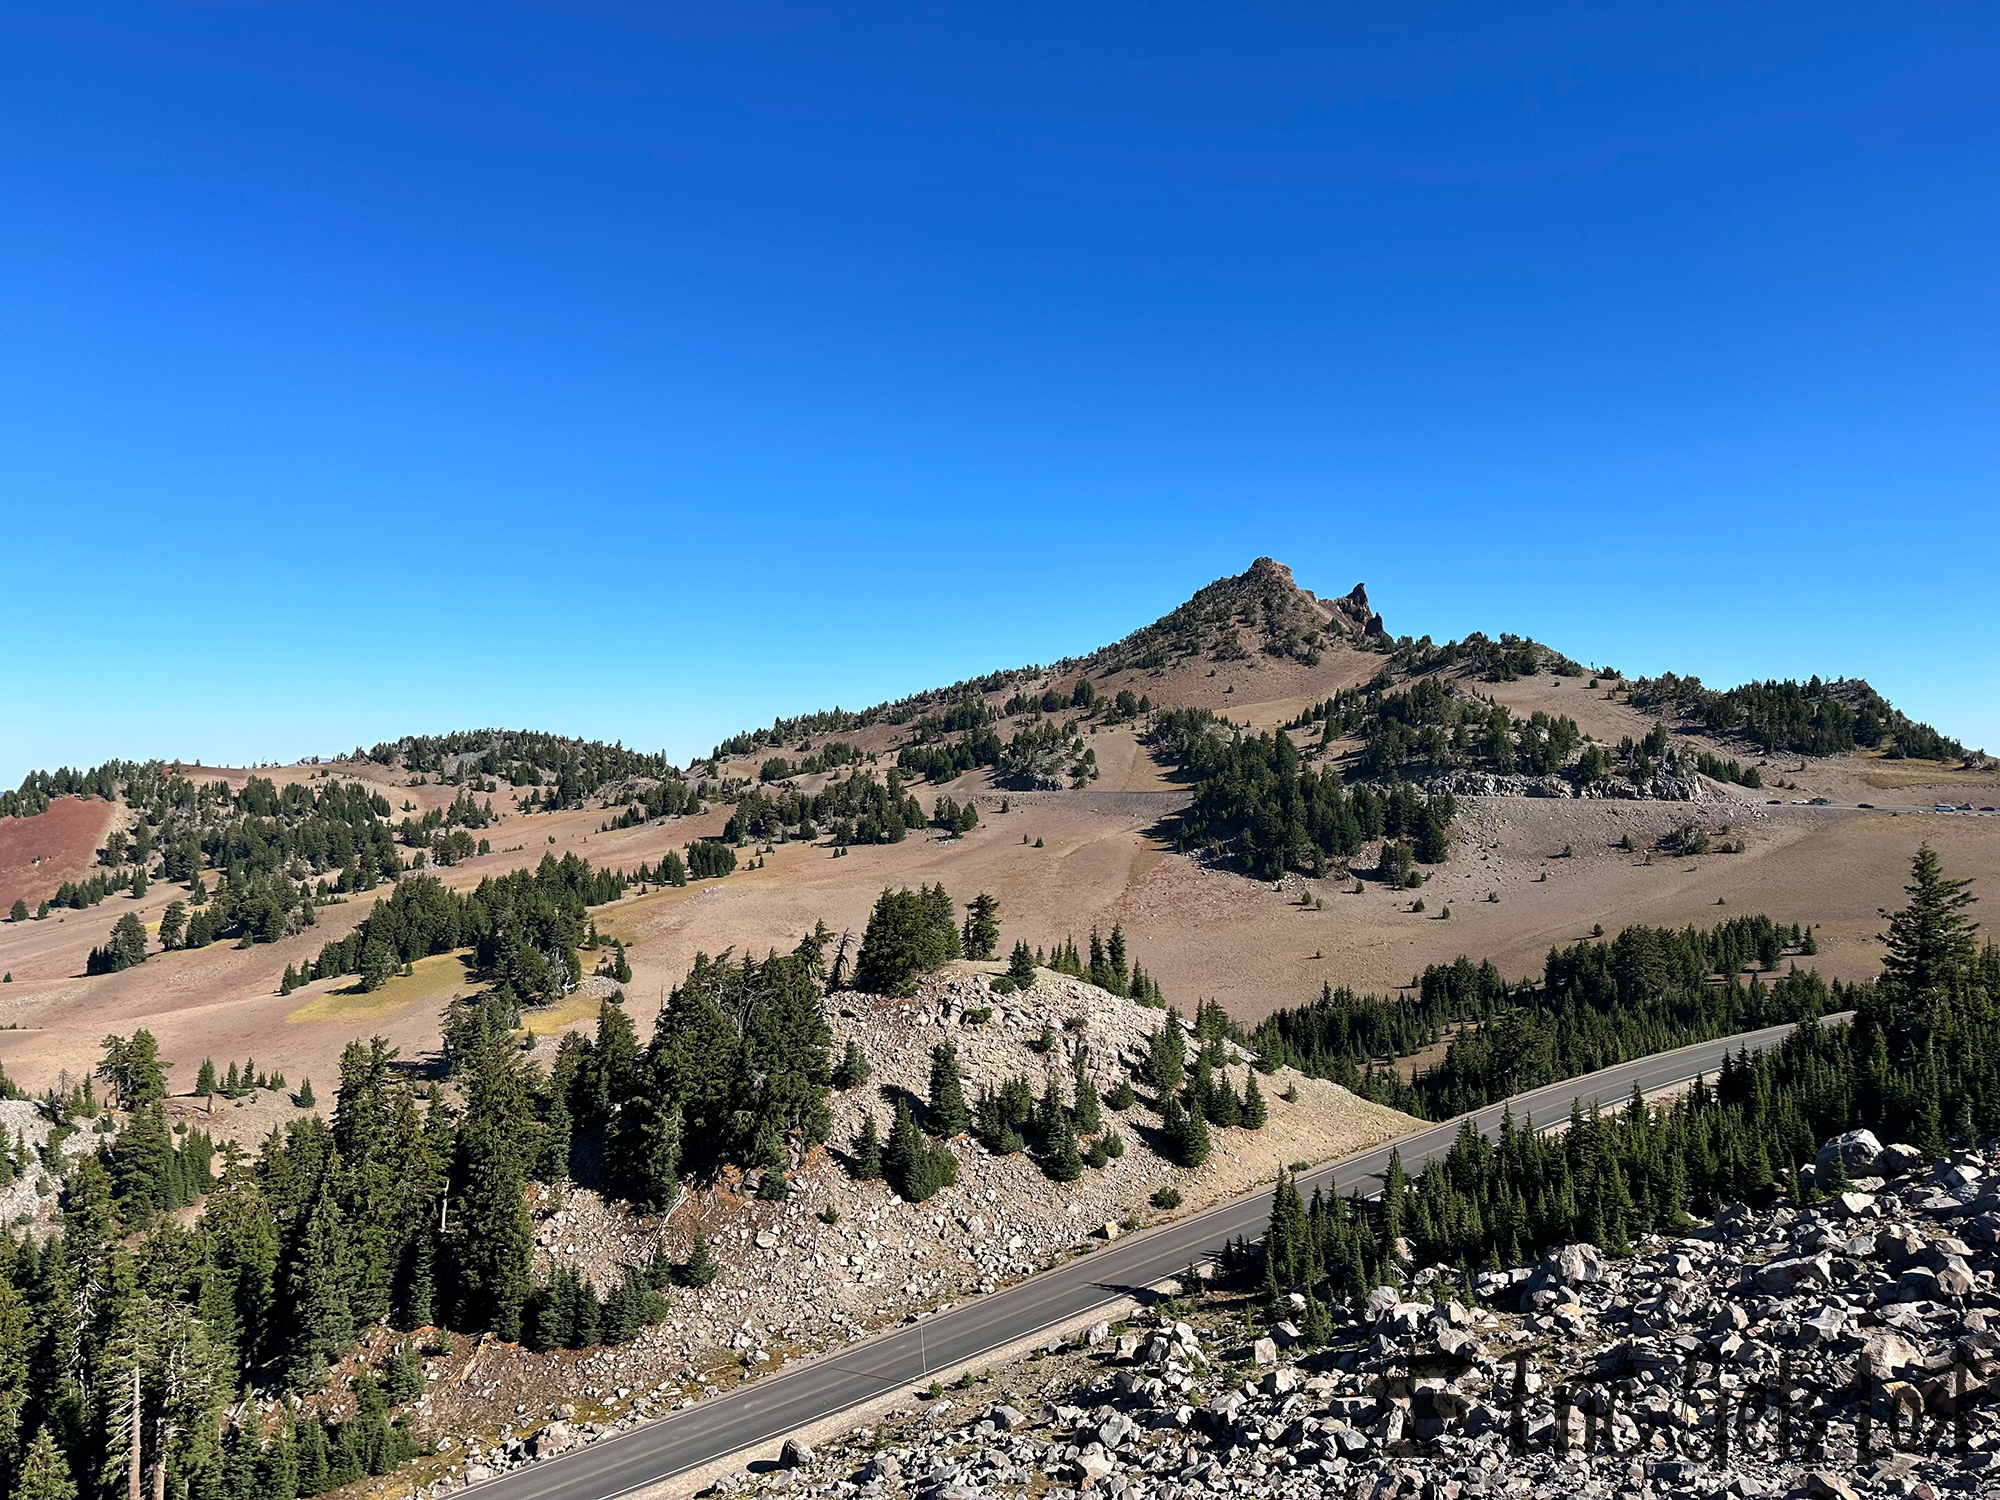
[1626,674,1968,762]
[1251,847,1997,1320]
[1253,912,1831,1118]
[1150,712,1456,880]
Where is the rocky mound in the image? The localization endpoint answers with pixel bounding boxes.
[1089,558,1385,674]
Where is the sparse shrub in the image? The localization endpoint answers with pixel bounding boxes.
[1150,1187,1183,1211]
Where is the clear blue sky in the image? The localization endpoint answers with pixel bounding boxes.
[3,4,1995,780]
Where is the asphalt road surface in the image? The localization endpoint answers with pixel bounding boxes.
[471,1013,1845,1500]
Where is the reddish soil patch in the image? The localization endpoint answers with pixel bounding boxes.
[0,798,118,912]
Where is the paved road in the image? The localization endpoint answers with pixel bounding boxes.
[472,1014,1844,1500]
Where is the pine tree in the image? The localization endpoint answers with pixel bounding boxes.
[1382,1148,1406,1248]
[1242,1072,1268,1129]
[1148,1013,1186,1096]
[1071,1054,1103,1136]
[852,1114,884,1180]
[16,1426,78,1500]
[296,1078,316,1107]
[928,1042,970,1136]
[678,1232,720,1288]
[450,1023,537,1341]
[830,1039,872,1090]
[1880,844,1978,1014]
[884,1097,954,1202]
[196,1058,218,1096]
[884,1097,926,1196]
[961,894,1000,961]
[1160,1096,1210,1168]
[1042,1100,1083,1183]
[1301,1291,1333,1348]
[1007,940,1037,988]
[608,1096,682,1213]
[285,1175,356,1389]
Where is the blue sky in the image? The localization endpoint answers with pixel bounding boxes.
[2,3,1994,779]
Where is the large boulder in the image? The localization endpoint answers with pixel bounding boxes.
[530,1422,575,1459]
[1816,1130,1883,1179]
[778,1438,815,1470]
[1854,1330,1925,1375]
[1545,1243,1606,1285]
[1878,1143,1927,1178]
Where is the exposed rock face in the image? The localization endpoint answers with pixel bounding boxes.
[1427,745,1718,803]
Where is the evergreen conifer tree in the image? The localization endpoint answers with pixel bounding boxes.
[285,1175,357,1388]
[1006,940,1037,988]
[1071,1054,1103,1137]
[960,894,1000,961]
[831,1039,872,1090]
[1242,1072,1268,1129]
[678,1233,720,1288]
[927,1042,970,1136]
[851,1113,884,1179]
[1044,1101,1083,1183]
[16,1427,78,1500]
[1880,844,1978,1031]
[1148,1013,1186,1096]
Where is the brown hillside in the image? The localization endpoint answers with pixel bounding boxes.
[0,796,119,912]
[2,558,1996,1118]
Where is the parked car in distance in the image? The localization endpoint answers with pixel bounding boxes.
[1857,802,1874,809]
[1935,804,1957,813]
[1808,797,1830,805]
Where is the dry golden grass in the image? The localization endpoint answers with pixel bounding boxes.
[285,951,474,1025]
[1856,762,1999,790]
[4,624,1996,1119]
[520,991,605,1036]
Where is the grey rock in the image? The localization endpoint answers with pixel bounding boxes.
[1817,1129,1884,1178]
[1804,1470,1860,1500]
[779,1438,816,1470]
[1546,1243,1607,1284]
[530,1422,575,1458]
[1879,1143,1927,1178]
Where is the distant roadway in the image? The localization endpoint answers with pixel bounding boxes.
[471,1014,1846,1500]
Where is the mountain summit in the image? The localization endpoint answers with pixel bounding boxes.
[1090,556,1384,674]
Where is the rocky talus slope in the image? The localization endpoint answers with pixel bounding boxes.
[704,1131,2000,1500]
[354,971,1412,1495]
